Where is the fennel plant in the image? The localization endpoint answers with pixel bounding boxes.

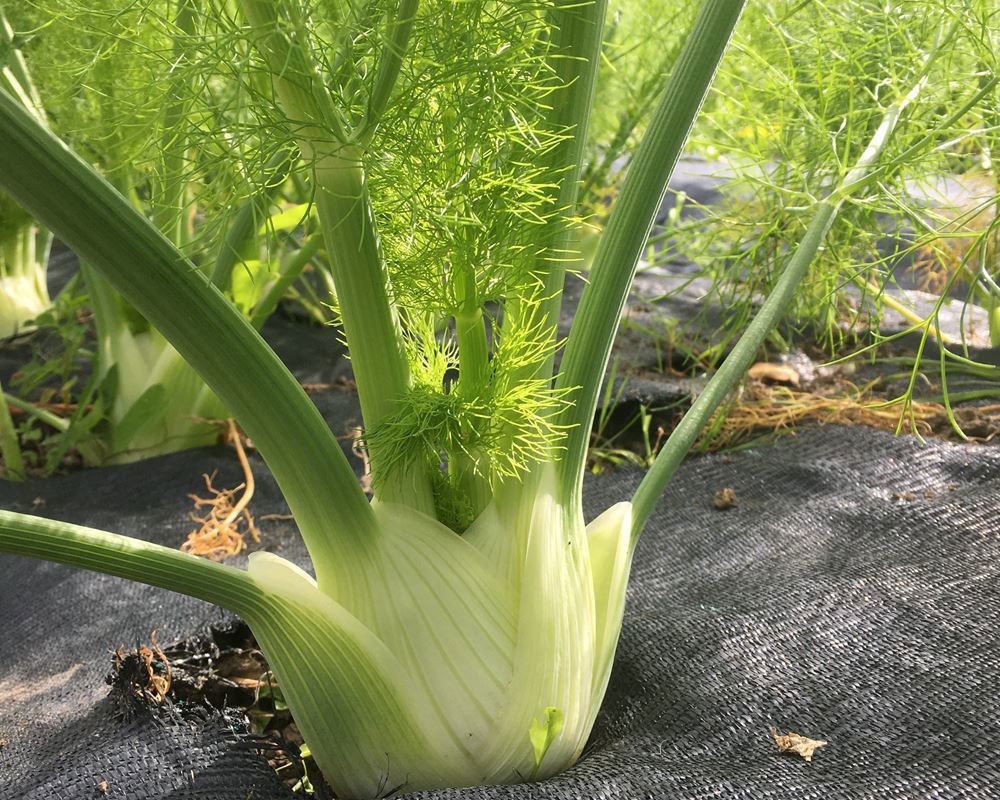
[684,0,1000,438]
[0,0,223,462]
[0,0,936,795]
[0,193,48,338]
[3,0,327,463]
[660,0,998,360]
[0,11,50,338]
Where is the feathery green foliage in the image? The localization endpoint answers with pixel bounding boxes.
[662,0,998,361]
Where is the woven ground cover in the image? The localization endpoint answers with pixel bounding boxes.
[1,424,997,798]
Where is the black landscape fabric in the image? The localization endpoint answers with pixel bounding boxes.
[1,425,999,799]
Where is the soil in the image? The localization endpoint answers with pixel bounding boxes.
[108,621,336,797]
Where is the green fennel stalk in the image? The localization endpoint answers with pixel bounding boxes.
[0,375,24,480]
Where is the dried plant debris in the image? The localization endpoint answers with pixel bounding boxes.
[770,727,828,762]
[892,484,958,503]
[699,381,997,451]
[108,632,173,716]
[950,404,1000,439]
[153,620,336,796]
[713,487,738,510]
[351,427,373,496]
[301,376,356,393]
[103,626,297,792]
[748,362,801,387]
[143,619,264,709]
[181,420,260,560]
[182,471,260,559]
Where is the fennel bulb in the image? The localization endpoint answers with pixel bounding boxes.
[245,473,633,796]
[0,273,49,337]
